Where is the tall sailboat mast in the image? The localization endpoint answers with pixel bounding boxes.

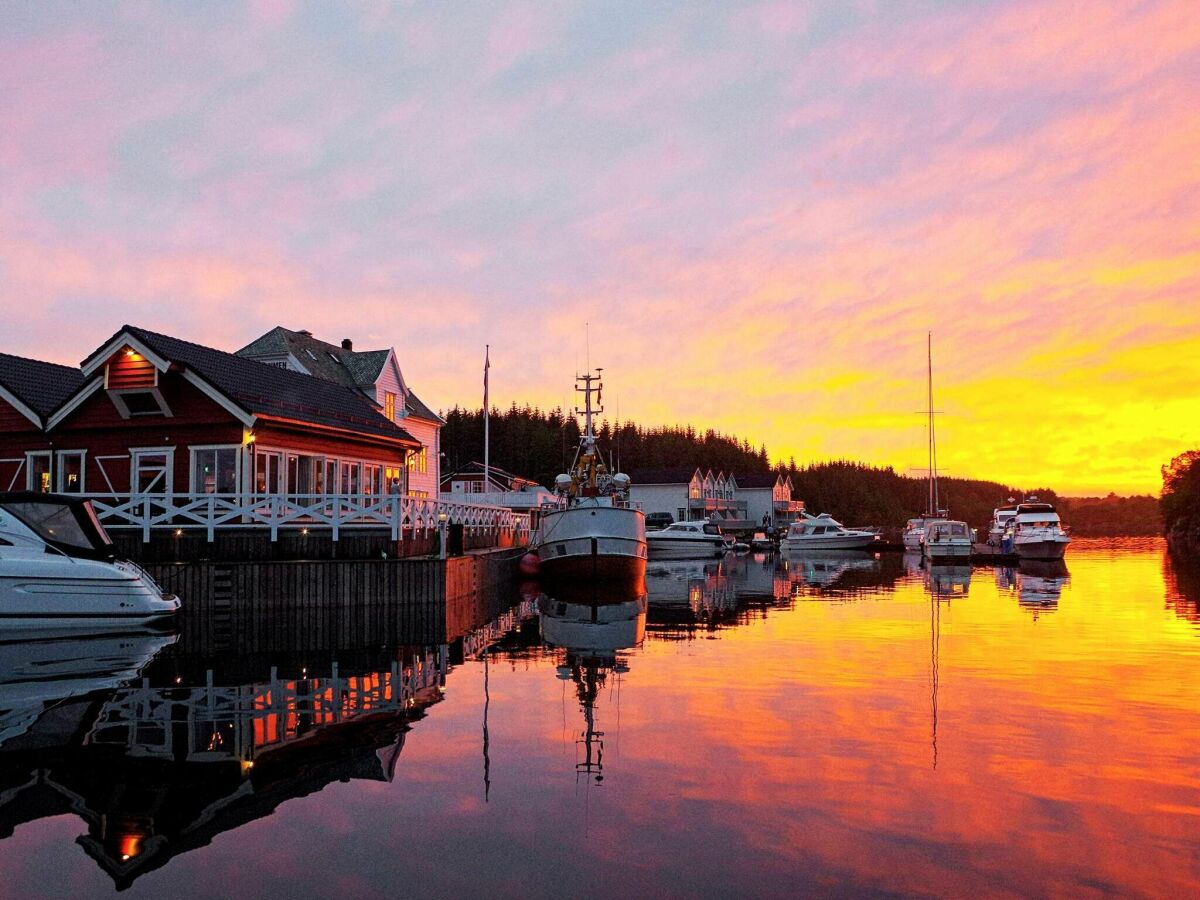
[927,332,940,517]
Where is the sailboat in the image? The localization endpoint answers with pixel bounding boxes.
[533,370,647,582]
[913,335,972,561]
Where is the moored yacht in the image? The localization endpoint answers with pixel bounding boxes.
[534,370,647,582]
[987,500,1020,546]
[0,493,180,633]
[1007,502,1071,560]
[780,513,877,551]
[903,516,945,551]
[922,519,973,561]
[646,521,728,559]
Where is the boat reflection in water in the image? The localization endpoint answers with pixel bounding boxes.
[925,564,972,600]
[538,583,646,784]
[782,550,882,592]
[997,560,1070,618]
[0,628,178,747]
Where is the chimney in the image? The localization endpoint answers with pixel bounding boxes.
[297,329,312,336]
[341,338,353,351]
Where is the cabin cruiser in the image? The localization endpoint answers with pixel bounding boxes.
[903,517,941,551]
[987,500,1020,546]
[780,513,877,551]
[922,519,973,561]
[1005,502,1071,560]
[534,370,647,582]
[0,493,180,633]
[645,521,728,559]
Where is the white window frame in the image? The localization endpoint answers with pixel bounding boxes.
[189,444,242,495]
[109,386,174,418]
[25,451,52,492]
[252,447,286,496]
[55,449,87,493]
[130,446,175,495]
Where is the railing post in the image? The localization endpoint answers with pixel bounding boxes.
[390,495,400,541]
[141,494,151,543]
[207,494,216,543]
[269,494,279,542]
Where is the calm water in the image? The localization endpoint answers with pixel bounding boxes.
[1,539,1199,898]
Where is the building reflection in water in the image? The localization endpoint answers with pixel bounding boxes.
[537,583,647,785]
[0,587,538,891]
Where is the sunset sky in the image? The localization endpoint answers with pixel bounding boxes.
[2,1,1198,495]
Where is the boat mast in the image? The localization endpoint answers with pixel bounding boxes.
[927,332,940,516]
[575,369,604,455]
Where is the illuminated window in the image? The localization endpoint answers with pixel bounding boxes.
[384,391,396,421]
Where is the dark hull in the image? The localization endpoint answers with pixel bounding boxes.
[538,553,647,584]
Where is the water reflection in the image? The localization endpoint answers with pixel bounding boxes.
[996,560,1071,618]
[925,564,972,599]
[1164,553,1200,625]
[538,585,646,785]
[3,541,1199,898]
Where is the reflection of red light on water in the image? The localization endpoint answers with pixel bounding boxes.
[119,833,143,861]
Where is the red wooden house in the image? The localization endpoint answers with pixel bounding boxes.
[0,325,420,500]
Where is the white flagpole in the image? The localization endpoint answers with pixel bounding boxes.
[483,345,490,495]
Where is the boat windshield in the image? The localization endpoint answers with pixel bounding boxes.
[0,496,115,560]
[702,524,723,535]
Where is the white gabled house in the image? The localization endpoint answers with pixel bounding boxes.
[628,468,805,529]
[237,327,444,497]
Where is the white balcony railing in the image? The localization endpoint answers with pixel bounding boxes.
[82,492,531,543]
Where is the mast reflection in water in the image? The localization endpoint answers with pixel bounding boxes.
[1,540,1199,898]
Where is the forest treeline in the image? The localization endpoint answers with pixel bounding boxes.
[440,406,1164,536]
[1162,450,1200,555]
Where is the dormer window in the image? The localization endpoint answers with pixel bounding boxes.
[110,388,173,418]
[384,391,396,421]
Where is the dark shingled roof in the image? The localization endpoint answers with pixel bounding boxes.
[736,472,781,489]
[0,352,87,421]
[237,326,444,424]
[90,326,419,445]
[627,467,702,485]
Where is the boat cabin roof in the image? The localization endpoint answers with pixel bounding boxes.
[0,492,116,560]
[663,522,723,535]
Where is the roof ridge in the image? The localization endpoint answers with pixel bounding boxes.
[0,350,82,373]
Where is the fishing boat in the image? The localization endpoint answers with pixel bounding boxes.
[0,493,180,633]
[905,333,950,552]
[922,519,973,561]
[1006,501,1071,560]
[645,521,728,559]
[534,370,647,582]
[780,513,877,551]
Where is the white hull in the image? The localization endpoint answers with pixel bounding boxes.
[782,534,876,551]
[536,501,647,581]
[1014,537,1070,560]
[903,533,924,551]
[0,559,180,630]
[923,540,972,561]
[646,534,727,560]
[538,595,647,653]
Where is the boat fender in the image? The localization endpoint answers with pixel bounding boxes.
[518,552,541,576]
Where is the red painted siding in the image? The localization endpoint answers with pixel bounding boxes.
[105,350,157,389]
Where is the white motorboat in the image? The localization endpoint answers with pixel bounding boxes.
[534,370,647,582]
[922,519,973,561]
[0,493,180,632]
[903,516,945,551]
[780,513,877,551]
[1006,502,1071,560]
[987,500,1020,546]
[646,521,728,559]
